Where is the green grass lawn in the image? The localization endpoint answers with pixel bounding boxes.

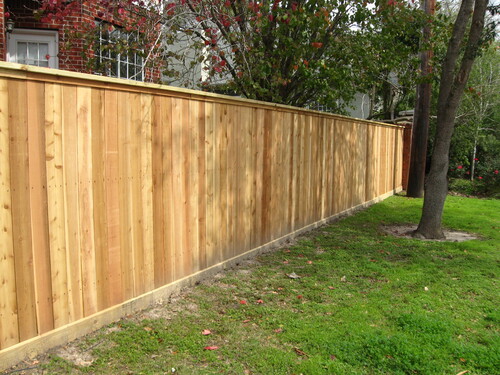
[33,195,500,374]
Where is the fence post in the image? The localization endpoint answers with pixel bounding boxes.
[402,122,413,191]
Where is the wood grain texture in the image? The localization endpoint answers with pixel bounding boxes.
[0,79,19,349]
[77,86,98,317]
[45,83,70,328]
[61,85,84,322]
[27,81,54,335]
[0,65,405,360]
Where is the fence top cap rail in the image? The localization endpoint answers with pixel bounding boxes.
[0,61,403,129]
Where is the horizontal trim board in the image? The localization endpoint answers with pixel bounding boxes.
[0,62,403,129]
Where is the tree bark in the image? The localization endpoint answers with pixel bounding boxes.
[415,0,488,239]
[406,0,435,198]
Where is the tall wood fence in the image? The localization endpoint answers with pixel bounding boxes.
[0,62,404,368]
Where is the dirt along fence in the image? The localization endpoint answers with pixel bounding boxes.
[0,62,405,369]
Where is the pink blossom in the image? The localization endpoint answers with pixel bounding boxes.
[457,165,463,169]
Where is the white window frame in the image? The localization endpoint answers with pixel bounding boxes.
[7,29,59,69]
[95,21,144,81]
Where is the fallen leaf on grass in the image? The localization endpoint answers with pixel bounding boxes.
[239,300,248,305]
[204,346,219,350]
[274,328,283,333]
[297,295,303,299]
[144,326,153,332]
[455,371,469,375]
[307,260,313,264]
[330,355,337,360]
[328,286,336,290]
[256,299,264,304]
[242,319,251,323]
[294,347,308,357]
[201,329,211,335]
[283,260,289,264]
[287,272,301,279]
[340,275,346,282]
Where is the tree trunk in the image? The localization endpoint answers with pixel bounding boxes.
[406,0,435,198]
[406,76,432,198]
[415,0,488,239]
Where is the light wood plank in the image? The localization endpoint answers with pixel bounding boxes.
[0,79,19,349]
[187,100,200,272]
[91,88,110,310]
[197,101,207,270]
[27,81,54,335]
[117,91,134,300]
[204,102,216,266]
[61,85,84,322]
[141,93,155,293]
[171,98,187,280]
[160,97,174,284]
[45,83,70,328]
[104,89,123,305]
[77,86,98,316]
[152,96,165,287]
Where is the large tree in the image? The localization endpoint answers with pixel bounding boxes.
[414,0,492,239]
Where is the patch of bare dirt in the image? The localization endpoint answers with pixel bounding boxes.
[53,345,95,367]
[382,224,479,242]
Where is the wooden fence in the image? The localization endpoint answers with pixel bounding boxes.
[0,62,404,368]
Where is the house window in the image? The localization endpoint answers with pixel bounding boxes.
[95,22,144,81]
[7,29,58,69]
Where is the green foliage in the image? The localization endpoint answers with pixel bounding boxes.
[449,177,500,198]
[35,196,500,375]
[172,0,425,114]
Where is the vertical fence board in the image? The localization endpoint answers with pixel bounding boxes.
[8,80,37,341]
[152,96,165,288]
[104,89,122,305]
[9,79,38,341]
[197,101,207,270]
[161,97,174,284]
[27,81,54,335]
[185,100,199,273]
[91,88,110,311]
[0,79,19,349]
[61,85,83,321]
[77,86,98,316]
[204,102,216,266]
[140,94,155,293]
[252,108,264,249]
[117,91,134,300]
[171,98,186,279]
[45,83,70,328]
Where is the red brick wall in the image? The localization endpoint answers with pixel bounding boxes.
[0,0,5,61]
[2,0,161,80]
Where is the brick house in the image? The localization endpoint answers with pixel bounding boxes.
[1,0,162,81]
